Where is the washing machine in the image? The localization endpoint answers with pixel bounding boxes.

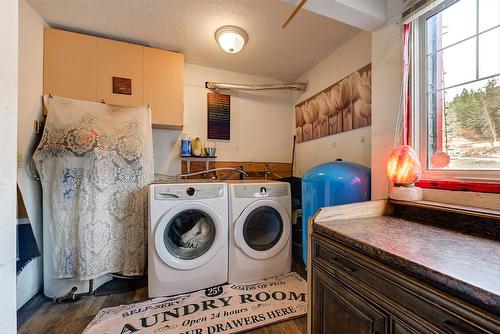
[227,181,291,283]
[148,182,228,298]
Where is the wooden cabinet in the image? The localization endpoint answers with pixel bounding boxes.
[312,266,388,334]
[43,28,97,102]
[390,320,418,334]
[43,28,184,128]
[144,47,184,128]
[310,235,499,334]
[96,37,143,107]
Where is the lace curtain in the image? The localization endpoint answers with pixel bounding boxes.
[34,96,154,280]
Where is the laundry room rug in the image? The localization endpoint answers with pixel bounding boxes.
[83,272,307,334]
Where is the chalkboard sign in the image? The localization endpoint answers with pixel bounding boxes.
[207,93,230,140]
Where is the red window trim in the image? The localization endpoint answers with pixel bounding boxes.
[416,179,500,194]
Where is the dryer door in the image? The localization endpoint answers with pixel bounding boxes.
[234,199,290,260]
[155,201,226,270]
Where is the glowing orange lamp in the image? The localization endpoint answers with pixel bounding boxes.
[387,145,423,201]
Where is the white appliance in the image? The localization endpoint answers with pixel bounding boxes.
[148,182,228,298]
[228,181,291,283]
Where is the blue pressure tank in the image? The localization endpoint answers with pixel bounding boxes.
[302,160,371,265]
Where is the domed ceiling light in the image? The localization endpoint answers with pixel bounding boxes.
[214,25,248,54]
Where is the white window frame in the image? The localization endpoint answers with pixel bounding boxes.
[412,0,500,182]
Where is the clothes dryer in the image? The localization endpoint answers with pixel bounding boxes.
[227,181,291,283]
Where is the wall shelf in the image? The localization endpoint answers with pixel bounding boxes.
[180,156,217,174]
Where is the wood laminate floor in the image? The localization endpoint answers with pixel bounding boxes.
[18,264,308,334]
[18,287,306,334]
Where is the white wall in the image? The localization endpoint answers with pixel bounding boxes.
[154,63,294,176]
[17,0,47,309]
[293,31,372,176]
[371,0,404,199]
[0,0,19,331]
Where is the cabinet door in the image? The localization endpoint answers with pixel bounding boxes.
[312,267,388,334]
[43,28,97,102]
[391,320,419,334]
[97,38,143,106]
[143,47,184,128]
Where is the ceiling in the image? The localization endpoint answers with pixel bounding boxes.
[28,0,360,81]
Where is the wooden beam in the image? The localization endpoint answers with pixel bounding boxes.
[282,0,307,29]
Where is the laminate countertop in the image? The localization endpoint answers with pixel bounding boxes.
[313,215,500,314]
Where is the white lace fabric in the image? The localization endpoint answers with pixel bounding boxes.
[34,96,154,280]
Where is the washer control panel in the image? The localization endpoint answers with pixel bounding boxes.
[234,183,289,198]
[154,184,224,200]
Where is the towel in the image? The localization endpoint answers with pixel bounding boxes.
[16,185,41,275]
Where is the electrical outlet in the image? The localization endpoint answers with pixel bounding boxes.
[33,120,44,134]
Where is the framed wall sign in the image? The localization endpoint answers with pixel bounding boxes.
[112,77,132,95]
[207,92,230,140]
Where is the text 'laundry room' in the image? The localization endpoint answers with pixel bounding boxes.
[2,0,500,333]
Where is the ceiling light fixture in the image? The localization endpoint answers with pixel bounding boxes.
[214,25,248,54]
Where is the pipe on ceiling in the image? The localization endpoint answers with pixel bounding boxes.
[205,81,307,92]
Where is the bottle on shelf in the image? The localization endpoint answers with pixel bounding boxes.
[191,137,203,157]
[180,134,191,157]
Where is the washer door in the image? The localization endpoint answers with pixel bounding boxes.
[234,199,290,260]
[155,202,226,270]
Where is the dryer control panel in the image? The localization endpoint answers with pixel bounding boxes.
[153,184,225,200]
[234,183,289,198]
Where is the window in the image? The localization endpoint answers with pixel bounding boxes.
[415,0,500,182]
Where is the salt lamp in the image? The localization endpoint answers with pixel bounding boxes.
[386,145,423,201]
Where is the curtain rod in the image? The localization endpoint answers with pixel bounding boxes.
[46,94,150,108]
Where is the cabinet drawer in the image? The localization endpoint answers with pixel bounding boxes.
[312,236,499,333]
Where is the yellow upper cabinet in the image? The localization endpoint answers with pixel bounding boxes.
[43,28,97,102]
[144,47,184,128]
[43,28,184,128]
[96,37,143,107]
